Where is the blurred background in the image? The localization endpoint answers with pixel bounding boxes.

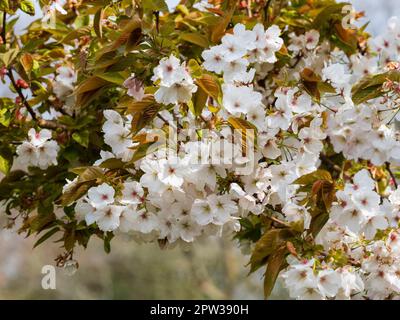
[1,0,400,300]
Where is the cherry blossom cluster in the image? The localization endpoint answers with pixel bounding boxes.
[101,110,137,162]
[152,55,198,105]
[281,258,364,300]
[52,66,77,115]
[15,129,60,170]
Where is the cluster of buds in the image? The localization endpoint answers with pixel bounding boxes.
[16,78,29,89]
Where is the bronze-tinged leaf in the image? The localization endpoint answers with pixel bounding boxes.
[97,16,142,59]
[311,180,324,195]
[249,228,292,274]
[94,8,104,39]
[352,71,400,105]
[320,181,336,210]
[59,180,95,207]
[301,68,321,82]
[210,5,235,43]
[99,158,125,170]
[300,68,322,101]
[264,246,288,299]
[228,116,258,154]
[75,76,108,95]
[334,22,357,48]
[122,95,157,113]
[126,27,143,52]
[191,86,208,116]
[195,74,220,101]
[79,167,104,182]
[286,241,298,257]
[294,169,333,185]
[20,53,33,74]
[129,104,161,135]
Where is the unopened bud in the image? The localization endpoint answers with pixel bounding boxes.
[0,66,7,80]
[382,80,394,92]
[15,96,22,105]
[16,79,29,89]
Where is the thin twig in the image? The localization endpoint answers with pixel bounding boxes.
[247,0,252,18]
[265,0,273,23]
[1,12,6,45]
[386,162,398,189]
[7,70,38,121]
[7,70,68,130]
[264,215,291,228]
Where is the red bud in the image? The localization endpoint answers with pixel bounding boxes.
[16,79,29,89]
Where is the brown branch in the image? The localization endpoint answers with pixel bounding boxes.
[264,215,291,228]
[264,0,273,22]
[8,69,38,121]
[7,70,68,131]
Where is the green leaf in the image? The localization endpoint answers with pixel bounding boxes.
[29,213,56,233]
[19,0,35,16]
[99,158,125,169]
[58,167,104,206]
[96,72,128,85]
[103,232,114,254]
[187,59,202,78]
[0,48,19,67]
[0,108,11,127]
[0,1,10,13]
[64,228,76,252]
[130,141,156,163]
[72,130,89,147]
[180,33,209,48]
[142,0,168,11]
[34,227,60,248]
[312,3,348,30]
[310,212,330,237]
[0,154,10,174]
